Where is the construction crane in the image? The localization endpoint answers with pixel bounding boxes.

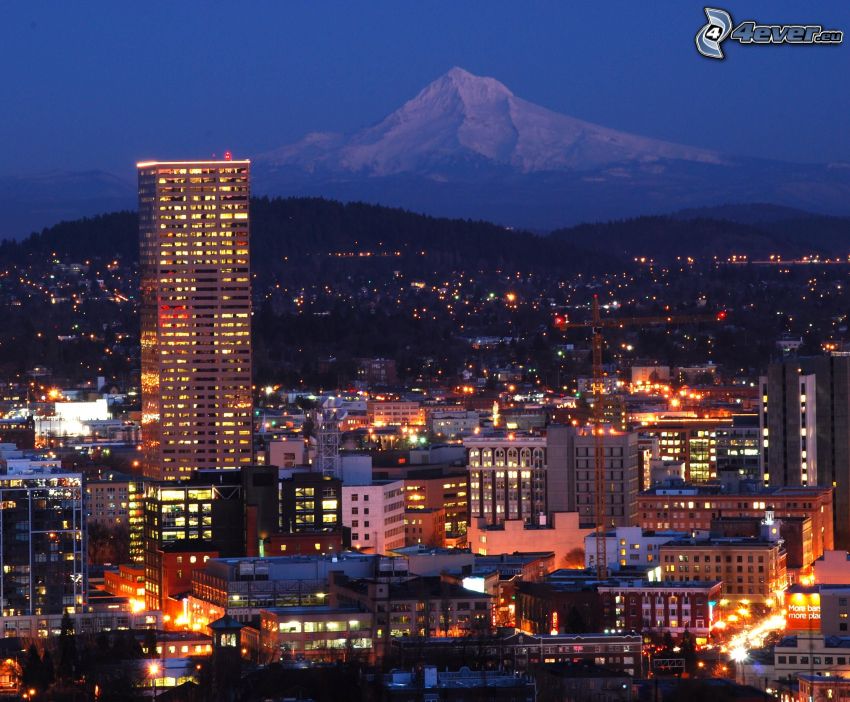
[557,295,726,579]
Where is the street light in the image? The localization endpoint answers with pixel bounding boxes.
[148,661,160,700]
[730,647,748,685]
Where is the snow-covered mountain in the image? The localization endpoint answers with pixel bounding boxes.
[260,67,727,176]
[2,67,849,237]
[254,67,850,228]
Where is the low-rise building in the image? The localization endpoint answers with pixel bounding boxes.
[658,534,787,603]
[329,572,491,658]
[404,507,445,547]
[774,635,850,680]
[430,410,480,438]
[259,605,374,663]
[798,673,850,702]
[467,512,589,565]
[597,579,722,643]
[389,544,474,577]
[103,563,146,607]
[585,526,686,573]
[388,631,644,676]
[367,401,424,428]
[342,480,406,554]
[382,666,536,702]
[264,531,344,556]
[637,484,834,561]
[533,662,632,702]
[188,553,380,625]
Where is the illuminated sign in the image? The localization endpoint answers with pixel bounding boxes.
[785,591,821,631]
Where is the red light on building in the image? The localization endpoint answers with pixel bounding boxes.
[223,150,233,161]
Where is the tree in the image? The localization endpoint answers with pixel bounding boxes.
[680,629,697,675]
[87,521,131,565]
[21,644,46,692]
[58,613,78,681]
[565,606,587,633]
[40,650,55,687]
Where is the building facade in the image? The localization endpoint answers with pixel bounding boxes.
[658,536,787,603]
[638,417,732,483]
[585,526,687,573]
[403,472,468,541]
[466,436,548,527]
[716,413,761,480]
[760,364,818,488]
[366,401,424,428]
[597,580,722,642]
[760,354,850,549]
[86,471,146,563]
[388,631,644,677]
[565,427,640,529]
[278,471,342,535]
[636,484,834,563]
[342,481,406,554]
[259,606,374,663]
[0,472,85,616]
[139,159,252,480]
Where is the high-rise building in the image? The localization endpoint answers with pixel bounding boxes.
[761,354,850,548]
[0,472,85,616]
[716,413,761,482]
[564,426,640,528]
[138,159,252,480]
[760,364,818,488]
[637,417,732,482]
[465,436,548,526]
[465,426,639,530]
[85,470,147,563]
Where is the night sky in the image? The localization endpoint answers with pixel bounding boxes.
[2,0,848,177]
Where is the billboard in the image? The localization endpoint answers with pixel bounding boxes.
[785,591,821,631]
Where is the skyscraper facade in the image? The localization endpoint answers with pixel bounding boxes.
[761,354,850,549]
[0,472,85,616]
[760,364,818,488]
[139,159,253,480]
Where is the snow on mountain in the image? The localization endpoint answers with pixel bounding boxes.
[259,67,727,176]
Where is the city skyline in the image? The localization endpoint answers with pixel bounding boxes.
[0,3,848,699]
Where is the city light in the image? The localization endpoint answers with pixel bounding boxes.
[730,647,748,663]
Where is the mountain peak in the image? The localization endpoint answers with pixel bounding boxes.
[440,66,513,99]
[259,67,728,179]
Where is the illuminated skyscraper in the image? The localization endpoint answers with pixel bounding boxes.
[139,159,253,480]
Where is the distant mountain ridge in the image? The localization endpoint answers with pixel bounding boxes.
[5,200,850,274]
[0,170,134,240]
[253,67,850,229]
[2,68,849,236]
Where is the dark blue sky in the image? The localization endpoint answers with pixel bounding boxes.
[3,0,848,177]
